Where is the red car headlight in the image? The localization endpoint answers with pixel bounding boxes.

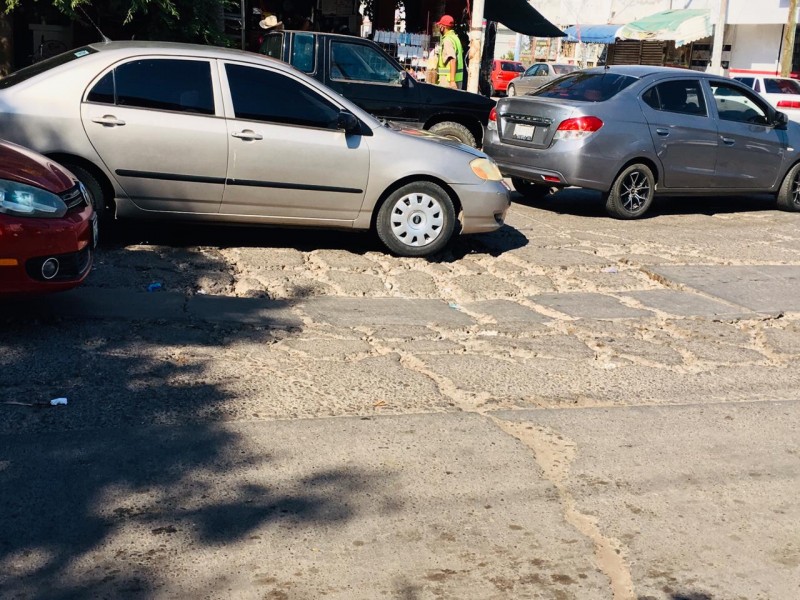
[0,179,68,218]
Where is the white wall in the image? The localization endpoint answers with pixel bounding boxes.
[531,0,795,26]
[726,0,795,25]
[727,23,784,73]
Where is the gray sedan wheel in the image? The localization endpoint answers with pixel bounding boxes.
[604,164,655,220]
[507,84,516,97]
[376,181,456,257]
[776,162,800,212]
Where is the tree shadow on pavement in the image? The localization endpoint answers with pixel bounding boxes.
[0,279,395,597]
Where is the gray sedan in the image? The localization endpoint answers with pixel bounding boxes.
[484,66,800,219]
[0,42,509,257]
[506,63,578,97]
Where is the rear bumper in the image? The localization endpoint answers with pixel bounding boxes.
[0,206,94,295]
[452,179,511,234]
[483,129,621,191]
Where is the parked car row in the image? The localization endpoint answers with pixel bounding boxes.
[3,38,800,296]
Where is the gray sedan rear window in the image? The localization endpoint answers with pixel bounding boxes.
[0,47,98,89]
[534,72,637,101]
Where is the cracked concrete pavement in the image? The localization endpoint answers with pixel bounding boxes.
[1,189,799,599]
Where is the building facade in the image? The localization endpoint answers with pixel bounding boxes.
[495,0,798,76]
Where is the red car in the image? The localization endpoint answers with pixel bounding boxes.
[489,59,524,96]
[0,140,96,295]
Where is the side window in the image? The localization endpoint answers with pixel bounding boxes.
[524,65,536,77]
[260,32,284,59]
[291,33,316,73]
[112,59,214,115]
[541,65,550,75]
[87,71,115,104]
[641,80,707,116]
[330,41,401,84]
[225,63,340,129]
[711,82,769,125]
[754,79,762,93]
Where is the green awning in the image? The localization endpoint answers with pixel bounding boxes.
[618,9,712,48]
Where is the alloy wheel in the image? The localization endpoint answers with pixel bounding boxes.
[793,170,800,208]
[620,170,651,213]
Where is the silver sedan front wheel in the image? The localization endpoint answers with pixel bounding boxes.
[376,181,456,256]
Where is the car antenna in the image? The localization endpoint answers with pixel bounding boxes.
[77,5,112,43]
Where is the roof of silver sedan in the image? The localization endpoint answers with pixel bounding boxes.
[585,65,726,80]
[85,39,276,61]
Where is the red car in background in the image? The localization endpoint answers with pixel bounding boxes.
[489,59,524,96]
[0,140,96,295]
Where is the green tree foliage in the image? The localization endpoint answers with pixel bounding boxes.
[2,0,233,46]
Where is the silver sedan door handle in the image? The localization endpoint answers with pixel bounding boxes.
[91,115,126,127]
[655,128,669,136]
[721,136,735,145]
[231,130,263,141]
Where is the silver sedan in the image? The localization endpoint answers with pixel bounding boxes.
[506,63,578,97]
[0,42,509,257]
[484,66,800,219]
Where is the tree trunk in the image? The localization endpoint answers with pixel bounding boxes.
[0,12,12,76]
[780,0,798,77]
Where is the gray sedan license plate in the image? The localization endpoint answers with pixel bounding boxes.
[513,123,535,141]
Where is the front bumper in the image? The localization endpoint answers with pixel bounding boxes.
[452,179,511,234]
[0,205,95,295]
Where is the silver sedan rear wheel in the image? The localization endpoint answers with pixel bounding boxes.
[776,162,800,211]
[376,182,456,257]
[604,163,655,219]
[507,84,516,97]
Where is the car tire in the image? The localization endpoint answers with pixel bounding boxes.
[604,163,655,219]
[511,177,551,201]
[63,163,109,221]
[776,162,800,212]
[428,121,477,147]
[376,181,456,257]
[507,84,516,97]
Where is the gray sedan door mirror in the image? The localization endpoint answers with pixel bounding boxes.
[773,110,789,130]
[337,110,361,135]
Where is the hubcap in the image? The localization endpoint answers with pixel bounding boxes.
[390,192,444,247]
[621,171,651,213]
[792,171,800,207]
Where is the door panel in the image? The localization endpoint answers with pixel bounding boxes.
[82,105,228,213]
[640,79,718,189]
[223,120,369,221]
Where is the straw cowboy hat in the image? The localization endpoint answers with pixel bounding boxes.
[259,14,284,31]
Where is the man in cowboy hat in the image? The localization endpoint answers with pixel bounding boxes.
[435,14,464,90]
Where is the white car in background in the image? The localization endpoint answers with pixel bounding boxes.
[733,75,800,122]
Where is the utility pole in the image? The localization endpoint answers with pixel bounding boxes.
[780,0,798,76]
[707,0,729,75]
[466,0,485,93]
